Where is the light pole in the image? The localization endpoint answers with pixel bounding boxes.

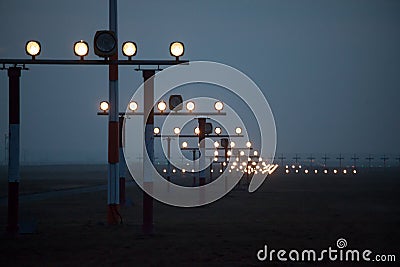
[336,153,344,168]
[366,155,374,169]
[119,116,126,206]
[322,154,329,168]
[293,154,300,165]
[164,136,172,183]
[380,155,389,169]
[278,154,286,166]
[4,134,9,164]
[307,154,315,167]
[6,67,22,235]
[143,69,155,234]
[351,154,359,168]
[107,0,120,225]
[180,147,199,186]
[198,118,206,186]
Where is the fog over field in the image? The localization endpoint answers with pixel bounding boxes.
[1,0,399,165]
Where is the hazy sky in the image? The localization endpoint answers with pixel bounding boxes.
[0,0,399,164]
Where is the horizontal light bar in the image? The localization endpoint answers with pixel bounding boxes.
[0,59,189,66]
[97,111,226,116]
[155,134,243,138]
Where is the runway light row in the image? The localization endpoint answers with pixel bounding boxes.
[151,127,246,136]
[159,164,279,176]
[100,100,225,114]
[26,38,184,60]
[284,167,357,175]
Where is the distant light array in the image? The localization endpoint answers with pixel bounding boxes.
[284,165,357,175]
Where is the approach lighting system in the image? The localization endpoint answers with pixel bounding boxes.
[170,41,184,60]
[94,30,117,58]
[122,41,137,59]
[169,95,183,111]
[25,40,41,59]
[74,40,89,59]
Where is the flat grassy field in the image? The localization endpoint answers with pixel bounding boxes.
[0,166,399,266]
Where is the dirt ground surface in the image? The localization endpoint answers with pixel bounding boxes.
[0,165,399,266]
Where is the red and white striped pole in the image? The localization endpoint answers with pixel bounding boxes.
[119,116,126,206]
[107,0,120,225]
[198,118,206,204]
[222,138,229,192]
[6,67,21,235]
[192,150,196,186]
[143,69,155,234]
[198,118,206,186]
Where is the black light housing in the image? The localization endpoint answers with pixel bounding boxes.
[221,138,229,148]
[205,123,213,135]
[94,30,117,58]
[169,95,183,111]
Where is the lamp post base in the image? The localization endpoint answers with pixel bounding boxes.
[6,182,19,235]
[142,182,153,234]
[119,177,126,206]
[107,204,120,225]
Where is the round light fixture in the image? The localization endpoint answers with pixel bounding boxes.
[74,40,89,59]
[157,101,167,112]
[128,101,138,111]
[186,101,195,112]
[173,127,181,135]
[235,127,242,135]
[122,41,137,59]
[214,101,224,111]
[169,41,184,59]
[100,101,109,112]
[25,40,41,59]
